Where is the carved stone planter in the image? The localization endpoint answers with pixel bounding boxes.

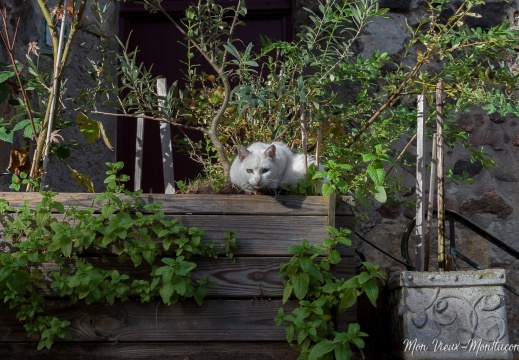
[389,269,512,360]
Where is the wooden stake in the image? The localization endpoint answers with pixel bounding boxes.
[300,104,308,175]
[41,9,67,184]
[134,117,144,191]
[436,80,446,271]
[157,78,175,194]
[415,94,426,271]
[425,133,437,272]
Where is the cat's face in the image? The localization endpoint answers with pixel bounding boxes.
[236,145,281,191]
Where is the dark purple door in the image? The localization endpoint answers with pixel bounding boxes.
[118,1,293,193]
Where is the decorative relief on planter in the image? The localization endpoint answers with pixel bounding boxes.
[389,269,512,359]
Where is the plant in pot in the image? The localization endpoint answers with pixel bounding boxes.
[382,1,519,358]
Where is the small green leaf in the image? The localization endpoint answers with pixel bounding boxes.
[357,272,371,285]
[340,288,357,312]
[282,284,293,303]
[223,44,241,59]
[159,283,174,304]
[372,185,387,203]
[308,339,334,360]
[367,161,385,187]
[77,113,113,150]
[0,71,15,83]
[298,257,313,273]
[70,168,95,193]
[293,272,309,300]
[334,342,352,360]
[0,127,13,143]
[323,282,338,294]
[363,279,379,308]
[60,237,72,257]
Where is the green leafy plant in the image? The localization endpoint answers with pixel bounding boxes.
[276,226,384,359]
[82,0,519,203]
[0,0,113,191]
[0,162,237,349]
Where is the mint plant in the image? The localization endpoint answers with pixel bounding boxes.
[276,226,384,359]
[0,162,236,349]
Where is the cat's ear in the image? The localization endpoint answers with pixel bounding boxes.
[237,145,250,161]
[265,144,276,159]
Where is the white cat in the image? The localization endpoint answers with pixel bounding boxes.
[229,141,321,193]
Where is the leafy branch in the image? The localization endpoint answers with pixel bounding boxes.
[276,226,384,359]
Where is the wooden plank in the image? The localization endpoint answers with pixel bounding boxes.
[336,195,356,216]
[26,257,357,299]
[0,214,354,256]
[0,300,296,342]
[0,193,337,216]
[154,213,353,256]
[0,342,298,359]
[0,215,355,257]
[176,214,329,255]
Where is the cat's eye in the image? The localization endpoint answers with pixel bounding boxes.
[261,168,269,174]
[246,169,253,174]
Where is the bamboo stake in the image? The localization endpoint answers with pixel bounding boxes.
[415,94,426,271]
[157,78,175,194]
[425,133,438,272]
[436,80,446,271]
[41,7,67,184]
[315,128,322,168]
[300,104,308,175]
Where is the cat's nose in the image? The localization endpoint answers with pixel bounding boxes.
[255,177,261,185]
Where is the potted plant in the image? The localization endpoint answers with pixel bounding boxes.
[383,1,518,357]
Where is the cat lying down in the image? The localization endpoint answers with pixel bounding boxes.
[229,142,324,194]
